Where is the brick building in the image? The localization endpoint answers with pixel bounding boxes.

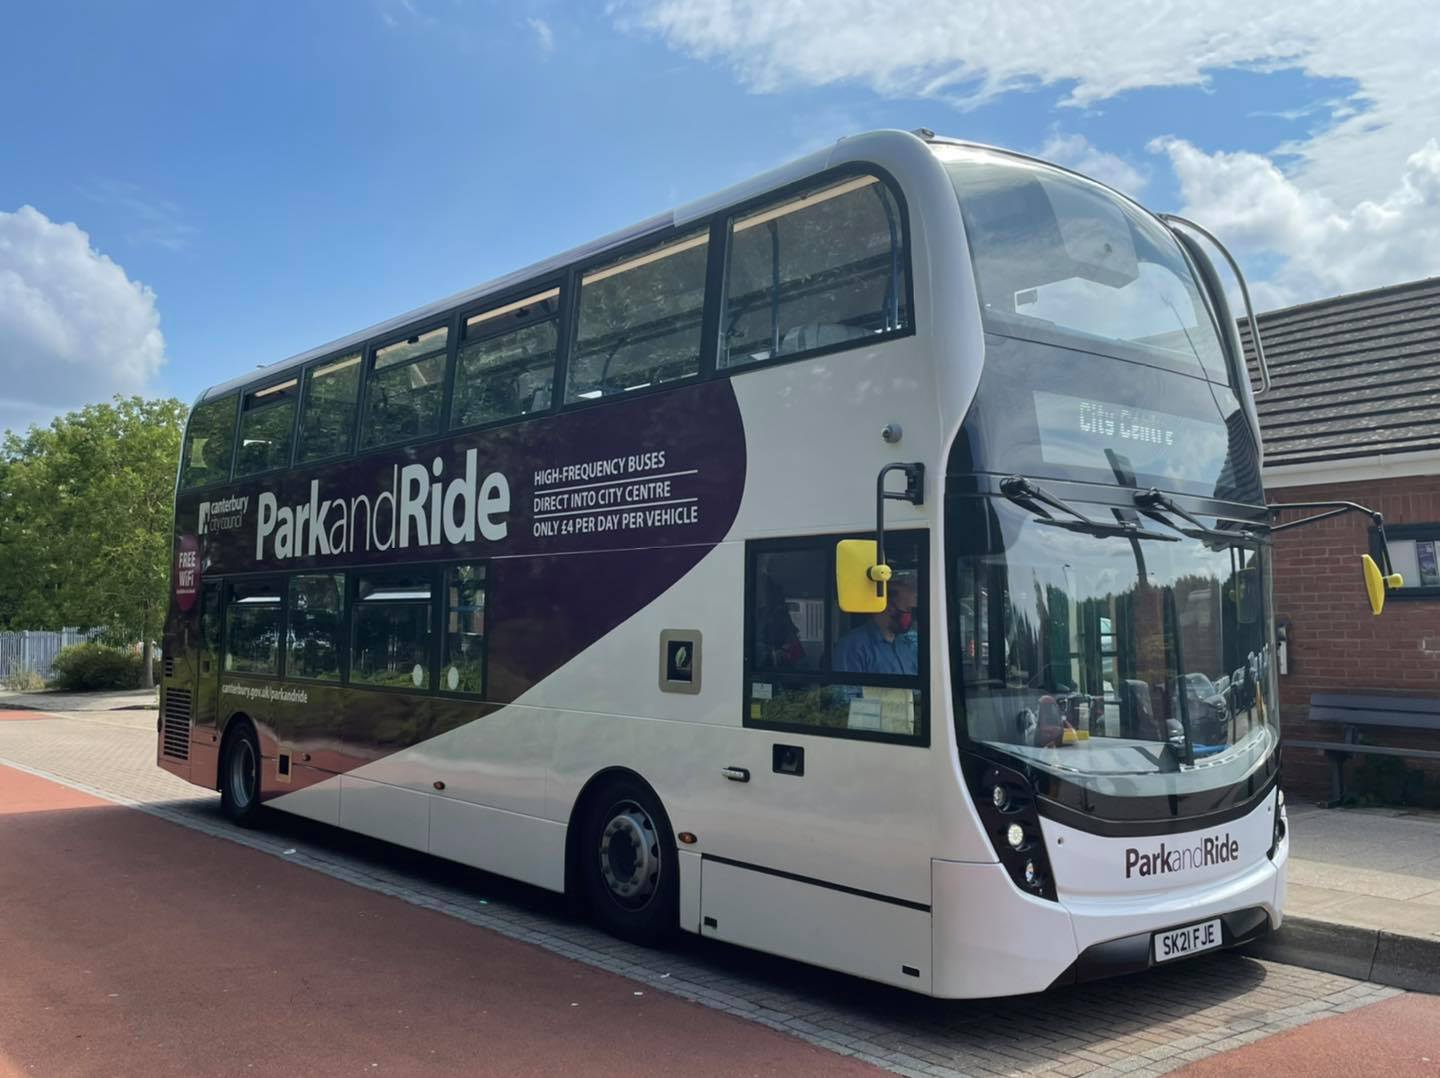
[1251,276,1440,802]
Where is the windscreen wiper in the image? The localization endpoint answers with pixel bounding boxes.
[1134,489,1262,546]
[999,477,1178,542]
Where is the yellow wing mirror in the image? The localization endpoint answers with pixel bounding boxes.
[837,539,890,613]
[1362,554,1404,616]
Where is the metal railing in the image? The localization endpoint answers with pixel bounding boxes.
[0,628,93,683]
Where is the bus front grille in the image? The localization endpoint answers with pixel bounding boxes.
[161,688,192,760]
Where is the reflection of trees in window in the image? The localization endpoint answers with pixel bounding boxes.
[566,231,708,402]
[181,396,237,489]
[453,291,559,428]
[443,563,486,694]
[361,327,449,448]
[288,573,344,680]
[236,379,298,476]
[722,175,908,369]
[351,573,432,688]
[225,581,282,675]
[297,354,360,462]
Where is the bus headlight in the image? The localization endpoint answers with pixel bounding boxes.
[1268,785,1288,860]
[963,754,1058,902]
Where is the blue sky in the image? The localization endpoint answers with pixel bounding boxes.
[2,0,1437,433]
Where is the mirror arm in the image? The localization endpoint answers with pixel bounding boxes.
[874,463,925,596]
[1268,500,1396,576]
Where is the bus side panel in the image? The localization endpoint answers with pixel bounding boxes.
[429,797,565,892]
[700,858,933,992]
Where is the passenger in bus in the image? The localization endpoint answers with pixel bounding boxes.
[834,577,919,676]
[758,579,808,668]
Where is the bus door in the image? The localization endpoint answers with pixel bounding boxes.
[192,580,223,746]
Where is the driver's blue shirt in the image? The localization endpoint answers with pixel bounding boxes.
[834,620,918,676]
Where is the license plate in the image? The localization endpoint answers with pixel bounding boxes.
[1153,918,1223,963]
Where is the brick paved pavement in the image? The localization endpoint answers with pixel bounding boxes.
[0,712,1405,1078]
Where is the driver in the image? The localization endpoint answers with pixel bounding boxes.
[834,576,919,675]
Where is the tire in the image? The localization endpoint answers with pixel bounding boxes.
[580,777,679,946]
[219,722,264,828]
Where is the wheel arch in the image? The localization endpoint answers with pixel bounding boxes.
[563,766,669,905]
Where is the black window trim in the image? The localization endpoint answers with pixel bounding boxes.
[284,571,348,684]
[179,393,241,494]
[233,377,303,481]
[714,163,917,379]
[356,316,457,455]
[559,221,716,413]
[178,159,916,490]
[347,565,441,695]
[435,561,490,700]
[222,574,288,681]
[1372,523,1440,600]
[293,348,367,469]
[449,276,569,436]
[743,530,930,747]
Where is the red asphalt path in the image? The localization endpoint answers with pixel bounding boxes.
[0,763,878,1077]
[1176,993,1440,1077]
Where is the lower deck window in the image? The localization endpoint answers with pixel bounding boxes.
[225,580,284,675]
[351,572,433,689]
[746,533,927,742]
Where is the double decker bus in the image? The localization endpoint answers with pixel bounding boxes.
[159,129,1397,997]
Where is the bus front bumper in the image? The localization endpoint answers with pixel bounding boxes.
[930,832,1287,999]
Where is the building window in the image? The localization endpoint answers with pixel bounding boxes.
[225,579,284,676]
[566,229,709,403]
[1376,525,1440,596]
[442,563,486,694]
[747,532,926,742]
[351,571,433,689]
[181,396,238,489]
[721,174,909,370]
[235,379,299,476]
[297,354,361,463]
[288,573,344,681]
[452,289,560,429]
[361,326,449,448]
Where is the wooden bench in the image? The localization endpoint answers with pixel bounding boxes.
[1287,693,1440,803]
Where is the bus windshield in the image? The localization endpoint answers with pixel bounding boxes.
[951,499,1276,799]
[939,146,1229,382]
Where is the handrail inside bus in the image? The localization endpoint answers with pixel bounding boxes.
[1159,214,1271,398]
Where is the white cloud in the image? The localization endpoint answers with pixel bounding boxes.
[1038,133,1147,196]
[1152,137,1440,310]
[0,206,166,435]
[528,16,555,55]
[619,0,1440,303]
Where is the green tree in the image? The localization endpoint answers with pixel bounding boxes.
[0,396,186,688]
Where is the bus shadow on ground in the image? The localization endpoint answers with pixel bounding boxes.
[151,793,1277,1043]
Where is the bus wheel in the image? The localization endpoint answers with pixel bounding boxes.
[582,778,678,946]
[219,724,264,828]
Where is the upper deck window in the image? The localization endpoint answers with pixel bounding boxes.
[235,379,299,477]
[181,395,238,489]
[941,149,1227,382]
[361,326,449,449]
[721,175,909,369]
[452,289,560,429]
[297,353,361,463]
[565,229,708,403]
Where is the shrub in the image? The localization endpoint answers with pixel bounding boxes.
[3,667,46,693]
[48,643,144,692]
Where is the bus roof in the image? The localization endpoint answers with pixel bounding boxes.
[199,128,945,403]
